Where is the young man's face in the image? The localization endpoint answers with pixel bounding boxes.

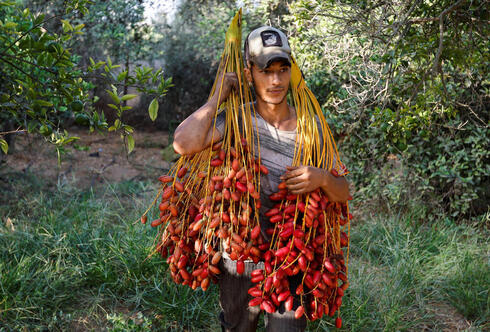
[246,60,291,105]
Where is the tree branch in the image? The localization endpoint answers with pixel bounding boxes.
[409,17,440,23]
[0,128,26,136]
[456,101,489,127]
[0,57,43,85]
[433,0,466,74]
[1,53,58,74]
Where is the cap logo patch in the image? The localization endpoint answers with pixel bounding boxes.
[261,31,282,47]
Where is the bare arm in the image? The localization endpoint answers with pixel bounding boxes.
[173,73,238,155]
[281,166,350,202]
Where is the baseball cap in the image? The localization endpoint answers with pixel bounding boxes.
[245,26,291,69]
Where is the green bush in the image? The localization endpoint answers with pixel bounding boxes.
[286,0,489,219]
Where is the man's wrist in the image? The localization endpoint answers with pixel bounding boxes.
[321,168,331,189]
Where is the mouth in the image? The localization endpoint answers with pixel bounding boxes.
[267,88,285,94]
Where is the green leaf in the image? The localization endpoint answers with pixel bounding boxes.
[73,143,89,151]
[148,98,158,121]
[106,90,120,104]
[27,120,37,133]
[64,136,80,144]
[0,1,16,7]
[95,61,105,69]
[117,70,128,82]
[34,13,45,25]
[4,21,18,29]
[35,99,53,107]
[121,94,137,101]
[123,125,134,133]
[60,19,73,32]
[0,139,8,154]
[127,134,135,154]
[74,23,85,31]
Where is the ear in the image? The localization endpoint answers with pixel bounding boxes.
[244,66,253,85]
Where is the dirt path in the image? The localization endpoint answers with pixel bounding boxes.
[1,128,174,188]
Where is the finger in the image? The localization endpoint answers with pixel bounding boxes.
[224,74,238,89]
[290,187,307,195]
[286,182,306,192]
[285,176,304,185]
[281,168,304,180]
[289,189,305,195]
[284,166,302,176]
[286,180,303,189]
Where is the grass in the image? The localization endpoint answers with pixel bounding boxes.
[0,171,488,331]
[0,173,219,331]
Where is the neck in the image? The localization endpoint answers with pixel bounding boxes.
[255,97,296,131]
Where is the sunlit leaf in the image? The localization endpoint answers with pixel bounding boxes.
[127,134,135,154]
[60,19,73,32]
[121,94,137,101]
[0,139,8,154]
[148,98,158,121]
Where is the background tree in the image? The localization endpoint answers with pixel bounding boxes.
[284,0,489,218]
[25,0,167,125]
[0,0,172,161]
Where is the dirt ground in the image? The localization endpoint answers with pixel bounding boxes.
[0,128,174,188]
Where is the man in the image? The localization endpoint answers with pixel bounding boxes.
[173,26,349,332]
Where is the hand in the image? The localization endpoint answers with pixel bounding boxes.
[280,166,327,195]
[211,72,238,106]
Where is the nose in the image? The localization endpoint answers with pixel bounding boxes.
[272,72,281,85]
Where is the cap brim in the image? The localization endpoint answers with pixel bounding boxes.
[265,56,291,68]
[254,53,291,69]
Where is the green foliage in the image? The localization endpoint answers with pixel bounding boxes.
[0,1,94,152]
[341,211,489,329]
[0,175,220,331]
[107,312,152,332]
[153,1,235,127]
[286,0,489,218]
[74,0,150,63]
[0,0,172,157]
